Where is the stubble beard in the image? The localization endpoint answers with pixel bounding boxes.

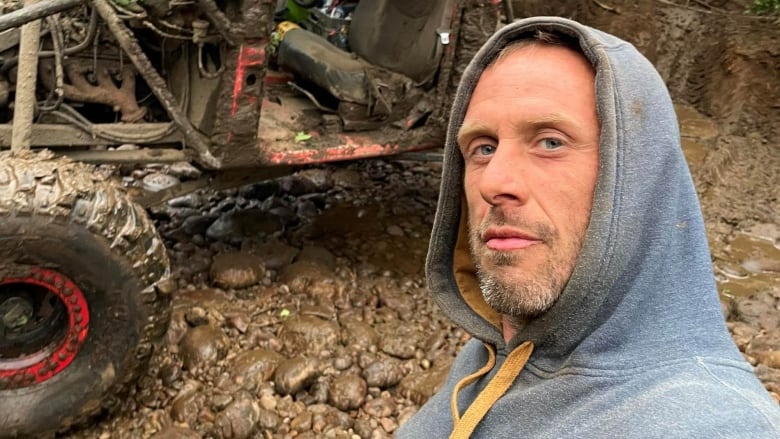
[468,209,585,326]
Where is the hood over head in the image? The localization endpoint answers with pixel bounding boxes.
[426,16,741,371]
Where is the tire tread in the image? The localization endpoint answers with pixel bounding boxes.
[0,150,171,434]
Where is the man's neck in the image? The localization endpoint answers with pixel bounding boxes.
[502,315,527,343]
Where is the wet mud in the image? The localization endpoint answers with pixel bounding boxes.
[65,160,459,439]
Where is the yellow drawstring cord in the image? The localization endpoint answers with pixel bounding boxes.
[449,341,534,439]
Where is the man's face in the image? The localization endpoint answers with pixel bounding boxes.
[458,44,600,321]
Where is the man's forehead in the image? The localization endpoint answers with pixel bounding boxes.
[485,42,594,75]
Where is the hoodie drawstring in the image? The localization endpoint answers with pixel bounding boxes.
[449,341,534,439]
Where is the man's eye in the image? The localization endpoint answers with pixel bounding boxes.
[475,144,496,156]
[540,138,564,150]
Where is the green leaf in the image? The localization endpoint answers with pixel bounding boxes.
[279,308,291,318]
[294,131,312,143]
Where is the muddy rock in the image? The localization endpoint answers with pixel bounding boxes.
[238,180,280,200]
[397,359,453,405]
[328,374,367,411]
[210,251,266,289]
[206,209,283,240]
[296,199,319,218]
[166,309,189,349]
[306,278,342,301]
[296,168,334,191]
[676,104,720,140]
[380,417,399,434]
[143,172,180,192]
[257,408,281,431]
[333,355,353,371]
[168,161,202,180]
[180,213,220,235]
[225,311,250,333]
[175,288,231,307]
[308,403,354,431]
[748,332,780,369]
[274,357,321,395]
[342,319,380,350]
[364,394,397,418]
[329,165,363,185]
[171,391,205,426]
[308,377,331,404]
[301,303,337,319]
[290,410,313,432]
[159,358,182,385]
[733,294,780,331]
[353,419,373,438]
[231,349,285,386]
[280,315,341,357]
[279,174,318,195]
[179,325,229,371]
[168,193,202,209]
[214,392,261,439]
[278,260,334,293]
[185,306,209,326]
[376,288,416,321]
[377,323,424,359]
[362,357,407,388]
[211,394,234,411]
[171,380,205,425]
[297,245,338,271]
[149,426,201,439]
[386,225,404,237]
[249,240,299,270]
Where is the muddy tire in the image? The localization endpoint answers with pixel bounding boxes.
[0,150,171,437]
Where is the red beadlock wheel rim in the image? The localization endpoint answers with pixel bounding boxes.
[0,268,89,389]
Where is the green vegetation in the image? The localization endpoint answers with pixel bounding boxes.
[750,0,780,14]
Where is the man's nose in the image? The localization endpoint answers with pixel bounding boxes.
[478,145,529,207]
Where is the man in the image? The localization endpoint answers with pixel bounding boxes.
[396,17,780,438]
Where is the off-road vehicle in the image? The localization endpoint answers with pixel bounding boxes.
[0,0,508,435]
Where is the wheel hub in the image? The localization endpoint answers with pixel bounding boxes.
[0,268,89,390]
[0,296,35,329]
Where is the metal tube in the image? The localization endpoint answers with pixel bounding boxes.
[92,0,220,168]
[10,0,42,151]
[196,0,239,46]
[0,0,84,33]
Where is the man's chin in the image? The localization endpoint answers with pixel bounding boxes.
[478,249,521,268]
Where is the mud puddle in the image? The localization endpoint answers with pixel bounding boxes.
[311,203,430,277]
[716,229,780,298]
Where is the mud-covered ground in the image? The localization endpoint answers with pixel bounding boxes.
[67,158,459,439]
[61,2,778,438]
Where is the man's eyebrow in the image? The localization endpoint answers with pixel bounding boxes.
[457,114,578,147]
[456,122,492,148]
[522,113,577,129]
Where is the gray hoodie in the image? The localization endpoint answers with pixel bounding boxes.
[396,17,780,438]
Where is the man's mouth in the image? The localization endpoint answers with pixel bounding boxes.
[483,227,541,251]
